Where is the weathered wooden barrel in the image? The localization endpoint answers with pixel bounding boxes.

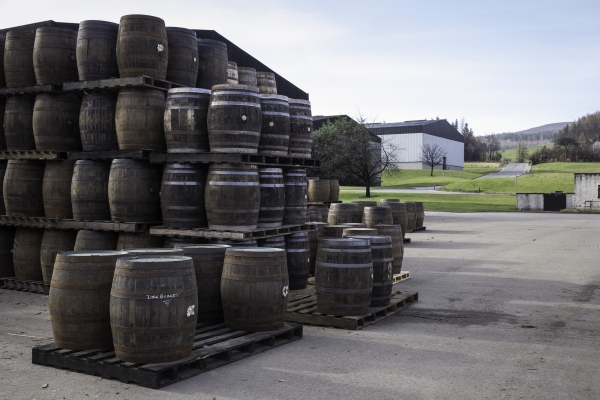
[32,93,82,151]
[33,27,78,85]
[285,232,310,290]
[13,227,44,281]
[207,84,261,153]
[165,27,198,87]
[308,179,330,202]
[257,236,286,249]
[71,160,111,221]
[40,229,77,285]
[115,87,166,151]
[205,163,260,231]
[50,250,128,350]
[196,39,228,89]
[380,199,407,239]
[0,36,5,87]
[256,71,277,94]
[221,248,288,331]
[308,229,319,275]
[342,228,377,237]
[283,167,307,225]
[258,167,285,228]
[3,160,45,217]
[259,94,290,156]
[116,14,168,80]
[42,160,76,219]
[311,222,328,236]
[117,232,164,250]
[161,163,208,228]
[74,230,118,251]
[164,87,211,153]
[363,206,394,227]
[123,248,183,256]
[308,204,329,222]
[375,224,404,274]
[227,61,238,84]
[307,209,322,222]
[0,161,7,215]
[237,67,257,86]
[79,91,119,151]
[110,255,197,363]
[327,203,359,225]
[322,225,348,238]
[0,227,16,278]
[405,202,417,232]
[351,201,377,222]
[415,202,425,228]
[340,223,367,228]
[4,31,37,88]
[381,198,399,202]
[108,159,161,222]
[4,95,36,150]
[315,238,373,316]
[0,98,5,149]
[76,20,119,81]
[328,179,340,201]
[210,238,257,247]
[165,236,207,248]
[288,99,312,158]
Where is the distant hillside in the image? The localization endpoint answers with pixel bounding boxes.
[514,122,570,135]
[481,122,570,150]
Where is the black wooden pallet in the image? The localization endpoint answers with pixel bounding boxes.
[150,223,316,240]
[1,277,49,294]
[32,322,303,389]
[62,75,182,92]
[149,152,320,168]
[67,150,151,161]
[285,291,418,330]
[410,226,427,232]
[0,216,157,232]
[0,84,62,96]
[0,150,67,160]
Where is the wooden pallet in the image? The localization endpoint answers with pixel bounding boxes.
[67,149,151,160]
[0,216,157,232]
[285,291,418,330]
[410,226,427,232]
[149,152,321,168]
[392,271,410,284]
[307,201,341,206]
[1,278,49,294]
[32,322,303,389]
[0,84,61,96]
[62,75,182,92]
[0,150,67,160]
[150,223,316,240]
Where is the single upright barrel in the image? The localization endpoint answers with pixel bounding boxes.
[207,84,262,153]
[308,179,330,202]
[40,229,77,285]
[164,87,211,153]
[221,248,288,331]
[257,236,286,249]
[308,228,319,275]
[3,160,45,217]
[288,99,312,158]
[259,94,290,156]
[0,98,5,149]
[13,227,44,281]
[32,93,82,151]
[74,230,118,251]
[258,167,285,228]
[327,203,360,225]
[4,31,36,88]
[256,71,277,94]
[0,36,5,87]
[282,168,307,225]
[380,199,408,239]
[375,224,404,274]
[79,91,119,151]
[308,204,328,222]
[315,238,373,316]
[342,228,377,237]
[227,61,238,84]
[328,179,340,201]
[42,160,76,219]
[405,202,417,232]
[166,27,198,87]
[4,95,36,150]
[33,27,78,85]
[285,232,310,290]
[363,206,394,227]
[115,87,166,150]
[322,225,348,238]
[110,255,198,363]
[76,20,119,80]
[0,227,16,278]
[71,160,111,221]
[50,250,127,350]
[116,14,168,80]
[117,232,164,250]
[0,161,7,215]
[196,39,228,89]
[237,67,257,86]
[352,201,377,221]
[415,202,425,228]
[160,163,208,228]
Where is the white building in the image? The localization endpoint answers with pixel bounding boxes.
[574,173,600,209]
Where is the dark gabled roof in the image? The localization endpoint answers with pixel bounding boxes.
[367,119,464,143]
[313,115,381,143]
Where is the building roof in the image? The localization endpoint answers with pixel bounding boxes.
[367,119,464,143]
[312,115,381,143]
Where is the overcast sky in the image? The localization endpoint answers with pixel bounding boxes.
[1,0,598,135]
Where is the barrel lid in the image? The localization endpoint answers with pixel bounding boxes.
[237,66,257,73]
[166,26,197,36]
[289,98,311,106]
[260,94,289,102]
[319,237,370,246]
[167,87,211,95]
[120,14,166,24]
[197,38,227,48]
[5,30,36,39]
[364,206,392,211]
[59,250,129,257]
[79,20,119,28]
[345,235,392,244]
[352,201,378,205]
[117,255,192,265]
[211,84,260,94]
[256,71,275,78]
[177,244,231,254]
[340,223,367,227]
[227,247,285,253]
[330,203,358,210]
[124,248,184,256]
[35,27,78,36]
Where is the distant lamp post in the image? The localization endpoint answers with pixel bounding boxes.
[515,174,517,195]
[457,172,460,192]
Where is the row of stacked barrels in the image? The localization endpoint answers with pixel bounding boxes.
[306,178,340,203]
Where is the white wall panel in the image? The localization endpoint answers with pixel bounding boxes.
[377,133,464,168]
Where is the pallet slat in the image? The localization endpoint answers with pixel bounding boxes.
[0,150,67,160]
[0,84,61,96]
[0,216,156,232]
[149,152,320,168]
[1,278,49,294]
[62,76,182,92]
[150,223,316,240]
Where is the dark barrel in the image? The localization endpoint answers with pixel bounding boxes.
[210,238,257,247]
[380,199,408,239]
[227,61,238,84]
[221,248,288,331]
[259,94,290,156]
[327,203,359,225]
[40,229,77,285]
[164,87,211,153]
[205,163,260,231]
[415,202,425,228]
[124,248,183,256]
[117,232,164,250]
[4,31,36,88]
[308,179,330,202]
[3,160,45,217]
[161,163,208,228]
[322,225,348,238]
[76,20,119,81]
[116,15,168,80]
[13,227,44,281]
[351,201,377,222]
[74,230,118,251]
[256,71,277,94]
[363,206,394,228]
[165,236,207,248]
[33,27,78,85]
[42,160,76,219]
[307,209,322,222]
[258,167,285,228]
[288,99,312,158]
[340,223,368,228]
[108,159,161,222]
[196,39,228,89]
[375,224,404,274]
[207,84,262,153]
[342,228,377,237]
[257,236,286,249]
[110,255,198,363]
[115,87,166,151]
[308,204,329,222]
[282,168,307,225]
[315,238,373,316]
[50,250,127,350]
[285,232,310,290]
[405,202,417,232]
[0,36,5,87]
[71,160,111,221]
[4,95,36,150]
[32,93,82,151]
[166,27,198,87]
[328,179,340,201]
[237,67,257,86]
[0,98,5,149]
[308,228,319,274]
[79,91,119,151]
[0,227,16,278]
[0,161,7,215]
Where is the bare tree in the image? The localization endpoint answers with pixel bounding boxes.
[421,143,447,176]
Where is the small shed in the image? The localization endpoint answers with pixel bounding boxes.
[574,173,600,209]
[517,192,573,211]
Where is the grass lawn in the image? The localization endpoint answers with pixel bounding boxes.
[442,173,574,194]
[531,162,600,173]
[379,168,499,188]
[499,144,551,161]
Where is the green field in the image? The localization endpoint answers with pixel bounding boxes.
[499,144,552,161]
[377,168,500,188]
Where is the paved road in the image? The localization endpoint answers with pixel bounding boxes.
[477,162,531,179]
[342,188,479,195]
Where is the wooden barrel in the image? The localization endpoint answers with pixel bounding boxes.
[307,209,322,222]
[308,204,328,222]
[380,199,407,239]
[375,224,404,274]
[42,160,75,219]
[32,93,82,151]
[0,161,7,215]
[0,227,16,278]
[308,179,330,202]
[4,95,36,150]
[256,71,277,94]
[282,167,307,225]
[257,236,285,249]
[79,91,118,151]
[322,225,348,238]
[4,31,36,88]
[207,84,261,153]
[258,167,285,228]
[327,203,359,225]
[0,36,5,87]
[221,248,288,331]
[116,15,168,80]
[165,27,198,87]
[161,163,208,228]
[117,232,164,250]
[315,238,373,316]
[50,250,128,350]
[237,67,257,86]
[342,228,377,237]
[340,223,367,228]
[227,61,238,84]
[40,229,77,285]
[108,159,161,223]
[115,87,166,151]
[124,248,183,256]
[328,179,340,201]
[415,202,425,228]
[405,202,417,232]
[3,160,45,217]
[196,39,228,89]
[110,255,197,363]
[205,163,260,231]
[71,160,111,221]
[0,98,5,149]
[363,206,393,227]
[33,27,78,85]
[210,238,257,247]
[76,20,119,81]
[308,229,319,275]
[381,198,399,202]
[259,94,290,156]
[165,236,207,248]
[74,230,118,251]
[13,227,44,281]
[178,244,230,324]
[288,99,312,158]
[285,232,310,290]
[164,87,211,153]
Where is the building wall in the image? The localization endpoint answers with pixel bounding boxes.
[574,173,600,209]
[381,133,464,169]
[517,194,544,210]
[423,134,464,168]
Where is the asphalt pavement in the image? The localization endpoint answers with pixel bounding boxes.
[477,163,531,179]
